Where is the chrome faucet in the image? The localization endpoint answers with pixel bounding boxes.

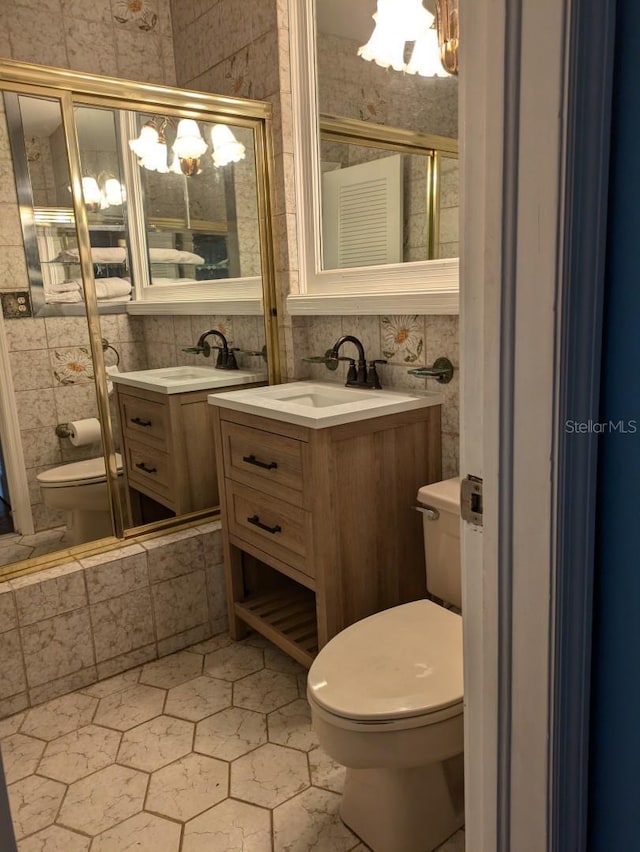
[329,335,387,389]
[183,329,238,370]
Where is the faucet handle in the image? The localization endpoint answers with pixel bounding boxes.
[366,359,387,389]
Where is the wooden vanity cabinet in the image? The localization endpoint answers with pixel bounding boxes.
[211,403,442,667]
[116,385,219,523]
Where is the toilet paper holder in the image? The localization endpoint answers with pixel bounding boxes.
[55,423,73,438]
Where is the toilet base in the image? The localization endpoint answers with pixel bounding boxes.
[63,508,115,547]
[340,754,464,852]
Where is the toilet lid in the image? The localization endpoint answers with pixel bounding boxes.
[308,600,463,722]
[37,454,123,487]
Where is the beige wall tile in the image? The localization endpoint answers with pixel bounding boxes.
[12,561,87,626]
[96,643,157,680]
[29,666,97,706]
[144,529,205,582]
[81,545,148,604]
[90,588,155,663]
[151,570,209,640]
[21,608,95,688]
[9,350,53,391]
[0,629,27,698]
[0,584,17,633]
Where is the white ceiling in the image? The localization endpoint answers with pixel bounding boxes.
[315,0,377,42]
[18,96,117,150]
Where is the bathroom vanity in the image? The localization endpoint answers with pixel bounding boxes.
[209,382,443,667]
[113,367,267,524]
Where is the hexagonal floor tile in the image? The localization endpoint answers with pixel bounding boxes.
[187,633,233,655]
[21,693,98,741]
[264,646,307,676]
[308,746,346,794]
[91,812,181,852]
[233,668,298,713]
[38,724,121,784]
[7,774,66,840]
[17,825,90,852]
[183,798,272,852]
[93,684,165,731]
[203,644,264,681]
[267,699,319,752]
[0,732,45,783]
[139,651,203,689]
[273,787,358,852]
[57,764,147,836]
[165,675,232,722]
[0,711,25,740]
[230,743,309,808]
[195,706,267,761]
[146,752,228,821]
[117,715,193,772]
[80,668,141,699]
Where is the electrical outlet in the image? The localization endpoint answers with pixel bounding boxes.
[1,291,32,319]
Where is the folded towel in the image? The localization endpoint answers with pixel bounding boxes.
[97,295,132,303]
[46,279,82,294]
[45,291,83,304]
[94,278,131,299]
[149,248,205,264]
[54,247,127,264]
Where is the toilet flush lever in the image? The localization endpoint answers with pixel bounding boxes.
[413,503,440,521]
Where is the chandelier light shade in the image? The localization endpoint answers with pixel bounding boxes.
[103,177,126,206]
[172,119,208,176]
[128,122,159,159]
[358,0,458,78]
[81,176,102,212]
[211,124,246,167]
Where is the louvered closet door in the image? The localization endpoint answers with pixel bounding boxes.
[321,153,403,268]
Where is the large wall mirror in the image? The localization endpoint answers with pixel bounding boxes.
[288,0,459,313]
[0,60,278,577]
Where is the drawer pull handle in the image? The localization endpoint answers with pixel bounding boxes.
[243,454,278,471]
[131,417,152,427]
[247,514,282,534]
[135,462,157,474]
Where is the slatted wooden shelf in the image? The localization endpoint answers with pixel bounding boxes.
[234,588,318,668]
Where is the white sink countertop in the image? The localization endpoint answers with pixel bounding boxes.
[207,381,443,428]
[110,365,267,394]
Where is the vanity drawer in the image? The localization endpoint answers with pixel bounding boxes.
[226,480,313,578]
[125,439,172,503]
[120,393,169,449]
[221,421,307,504]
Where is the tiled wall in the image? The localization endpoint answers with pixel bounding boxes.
[0,522,227,719]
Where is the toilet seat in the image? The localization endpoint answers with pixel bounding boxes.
[308,599,463,730]
[37,454,123,488]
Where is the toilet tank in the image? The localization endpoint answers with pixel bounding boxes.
[417,478,462,608]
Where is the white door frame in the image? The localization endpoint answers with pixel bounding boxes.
[462,0,614,848]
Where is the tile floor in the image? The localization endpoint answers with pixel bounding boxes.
[0,528,67,568]
[1,631,465,851]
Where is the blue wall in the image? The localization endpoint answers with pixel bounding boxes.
[588,0,640,845]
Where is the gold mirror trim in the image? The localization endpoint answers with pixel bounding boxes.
[319,114,459,158]
[0,59,279,579]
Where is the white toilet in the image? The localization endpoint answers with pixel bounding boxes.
[37,454,124,546]
[307,477,463,852]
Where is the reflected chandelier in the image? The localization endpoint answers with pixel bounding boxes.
[358,0,459,78]
[128,118,245,176]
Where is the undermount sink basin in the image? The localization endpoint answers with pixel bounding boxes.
[110,365,267,394]
[207,381,443,428]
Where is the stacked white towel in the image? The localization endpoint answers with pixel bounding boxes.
[44,277,132,304]
[148,248,205,264]
[53,247,127,264]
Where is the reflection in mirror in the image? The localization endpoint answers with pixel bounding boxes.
[0,76,273,573]
[314,0,459,271]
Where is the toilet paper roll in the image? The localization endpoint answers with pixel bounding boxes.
[68,418,102,447]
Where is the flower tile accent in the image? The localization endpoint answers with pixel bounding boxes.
[57,764,148,836]
[230,743,309,808]
[233,669,298,713]
[267,699,319,752]
[381,315,425,364]
[113,0,159,31]
[17,825,90,852]
[164,676,232,722]
[51,347,94,385]
[0,733,45,783]
[116,715,193,772]
[195,707,267,761]
[203,643,264,682]
[183,799,272,852]
[7,774,66,839]
[93,684,165,731]
[139,650,203,689]
[92,812,181,852]
[308,746,346,794]
[20,692,98,741]
[145,753,228,821]
[38,725,121,784]
[272,787,358,852]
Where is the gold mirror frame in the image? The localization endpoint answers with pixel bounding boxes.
[0,59,280,583]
